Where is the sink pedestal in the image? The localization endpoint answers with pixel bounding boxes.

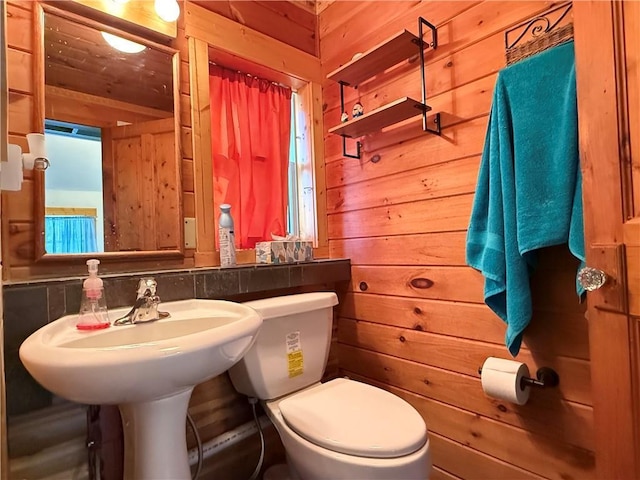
[120,388,194,480]
[19,299,262,478]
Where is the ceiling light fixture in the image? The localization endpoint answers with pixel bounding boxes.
[101,32,146,54]
[154,0,180,22]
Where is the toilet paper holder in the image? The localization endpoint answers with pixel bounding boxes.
[478,366,560,389]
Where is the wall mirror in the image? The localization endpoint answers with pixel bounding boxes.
[35,5,183,259]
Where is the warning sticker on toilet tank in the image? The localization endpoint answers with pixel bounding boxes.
[286,331,304,378]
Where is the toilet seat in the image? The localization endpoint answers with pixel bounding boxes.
[278,378,427,459]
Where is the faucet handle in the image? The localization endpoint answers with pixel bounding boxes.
[137,278,157,297]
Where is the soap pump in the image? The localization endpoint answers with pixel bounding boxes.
[77,259,110,330]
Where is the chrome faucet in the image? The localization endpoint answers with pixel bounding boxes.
[113,278,170,326]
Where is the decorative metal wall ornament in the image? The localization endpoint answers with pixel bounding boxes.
[505,2,573,66]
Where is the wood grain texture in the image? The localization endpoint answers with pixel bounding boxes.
[339,319,591,405]
[6,49,32,94]
[45,86,171,127]
[324,71,496,136]
[327,156,480,214]
[329,193,474,239]
[320,1,479,74]
[3,1,194,279]
[575,1,639,478]
[431,466,461,480]
[107,118,181,251]
[191,0,317,56]
[44,11,174,112]
[330,231,468,266]
[623,1,640,217]
[69,0,177,38]
[628,245,640,316]
[326,30,424,86]
[325,116,487,183]
[185,2,321,84]
[340,345,594,450]
[187,36,216,263]
[185,6,326,263]
[6,2,33,52]
[428,433,545,480]
[321,27,505,121]
[322,1,597,477]
[350,374,596,480]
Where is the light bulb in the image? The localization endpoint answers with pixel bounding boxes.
[154,0,180,22]
[101,32,146,54]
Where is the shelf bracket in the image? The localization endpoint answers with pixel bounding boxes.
[342,136,362,159]
[418,17,441,136]
[424,112,441,135]
[338,81,363,159]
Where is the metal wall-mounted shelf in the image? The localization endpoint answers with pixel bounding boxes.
[328,97,429,138]
[327,30,425,87]
[327,18,441,159]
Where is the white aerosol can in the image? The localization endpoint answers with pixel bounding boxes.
[219,204,237,267]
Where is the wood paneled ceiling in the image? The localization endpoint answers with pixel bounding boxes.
[44,12,174,112]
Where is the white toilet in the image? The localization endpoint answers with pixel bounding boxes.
[228,292,431,480]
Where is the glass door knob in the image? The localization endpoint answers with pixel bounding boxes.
[577,266,608,291]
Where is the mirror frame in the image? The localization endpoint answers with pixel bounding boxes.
[33,3,184,263]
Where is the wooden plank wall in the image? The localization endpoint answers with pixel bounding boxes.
[3,0,196,280]
[5,1,321,477]
[190,0,318,56]
[2,0,317,282]
[320,2,595,479]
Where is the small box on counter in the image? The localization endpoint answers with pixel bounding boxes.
[255,241,314,264]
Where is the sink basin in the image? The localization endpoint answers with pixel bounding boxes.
[20,299,262,404]
[19,298,262,479]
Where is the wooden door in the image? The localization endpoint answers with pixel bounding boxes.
[101,117,181,252]
[574,2,640,478]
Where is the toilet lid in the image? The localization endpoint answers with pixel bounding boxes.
[278,378,427,458]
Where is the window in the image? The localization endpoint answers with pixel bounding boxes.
[187,22,326,264]
[289,92,317,243]
[209,67,317,249]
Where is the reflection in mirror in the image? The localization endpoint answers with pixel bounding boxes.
[42,10,181,255]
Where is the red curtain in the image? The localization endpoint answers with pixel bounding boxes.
[209,65,292,249]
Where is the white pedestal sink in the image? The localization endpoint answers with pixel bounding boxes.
[19,299,262,480]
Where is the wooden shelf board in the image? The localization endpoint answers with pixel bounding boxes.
[328,97,430,138]
[327,30,424,86]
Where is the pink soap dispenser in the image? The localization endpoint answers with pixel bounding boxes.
[76,259,110,331]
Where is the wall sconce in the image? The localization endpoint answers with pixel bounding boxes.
[2,134,49,191]
[154,0,180,22]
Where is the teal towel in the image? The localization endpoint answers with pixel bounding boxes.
[466,41,585,357]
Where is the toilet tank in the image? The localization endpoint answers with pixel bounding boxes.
[228,292,338,400]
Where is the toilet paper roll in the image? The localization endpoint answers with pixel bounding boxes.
[480,357,531,405]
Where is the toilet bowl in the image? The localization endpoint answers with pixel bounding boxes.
[265,378,430,479]
[229,293,431,480]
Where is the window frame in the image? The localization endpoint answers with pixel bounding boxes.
[186,3,327,266]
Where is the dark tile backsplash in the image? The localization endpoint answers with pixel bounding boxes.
[4,286,49,352]
[195,269,241,298]
[3,260,350,416]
